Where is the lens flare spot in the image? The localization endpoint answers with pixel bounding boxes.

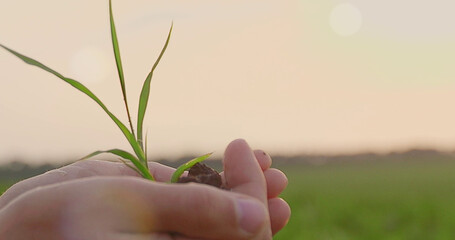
[330,3,362,37]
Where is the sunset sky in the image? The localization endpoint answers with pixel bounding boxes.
[1,0,455,164]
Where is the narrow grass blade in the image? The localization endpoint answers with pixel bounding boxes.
[0,44,146,165]
[109,0,135,139]
[81,149,154,180]
[137,23,173,149]
[170,152,212,183]
[117,158,143,176]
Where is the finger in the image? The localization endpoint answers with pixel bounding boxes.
[0,160,179,209]
[268,198,291,235]
[226,168,288,199]
[223,139,272,239]
[142,182,268,239]
[4,177,268,240]
[264,168,288,198]
[253,150,272,171]
[223,139,267,202]
[221,171,290,234]
[220,151,275,195]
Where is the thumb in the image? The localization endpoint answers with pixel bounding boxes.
[137,181,269,239]
[50,177,269,240]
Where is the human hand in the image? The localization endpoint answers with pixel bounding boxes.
[0,175,272,239]
[222,139,290,237]
[0,139,290,239]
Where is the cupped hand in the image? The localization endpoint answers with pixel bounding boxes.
[0,139,290,239]
[0,176,270,240]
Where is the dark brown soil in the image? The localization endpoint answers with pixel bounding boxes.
[177,163,223,188]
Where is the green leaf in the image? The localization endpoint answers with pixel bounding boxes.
[0,44,147,166]
[170,152,212,183]
[137,23,173,150]
[81,149,154,180]
[109,0,136,140]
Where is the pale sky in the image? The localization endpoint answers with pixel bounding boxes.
[1,0,455,164]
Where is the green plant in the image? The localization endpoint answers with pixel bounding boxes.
[0,0,211,183]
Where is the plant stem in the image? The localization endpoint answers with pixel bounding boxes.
[124,98,136,140]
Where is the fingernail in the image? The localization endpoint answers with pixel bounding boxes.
[235,198,266,235]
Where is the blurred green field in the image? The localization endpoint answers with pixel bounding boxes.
[275,158,455,240]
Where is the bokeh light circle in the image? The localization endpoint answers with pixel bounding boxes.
[330,3,362,37]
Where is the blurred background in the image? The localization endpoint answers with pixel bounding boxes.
[1,0,455,239]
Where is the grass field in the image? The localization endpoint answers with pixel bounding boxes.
[275,158,455,240]
[1,157,455,239]
[0,181,14,196]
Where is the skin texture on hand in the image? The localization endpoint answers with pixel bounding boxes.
[0,139,290,239]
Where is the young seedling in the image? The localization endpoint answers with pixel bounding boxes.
[0,0,220,185]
